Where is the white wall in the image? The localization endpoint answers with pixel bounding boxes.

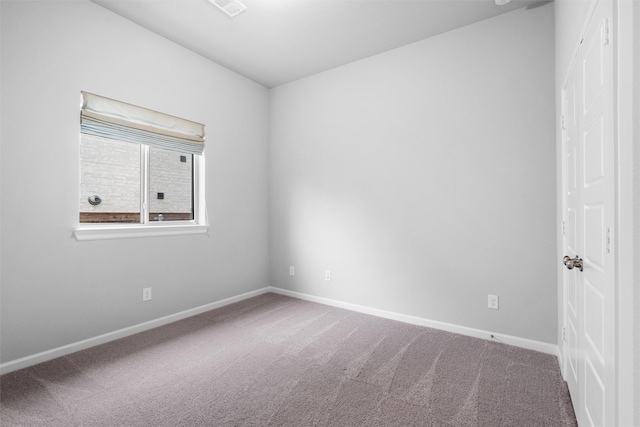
[270,4,556,343]
[0,0,270,363]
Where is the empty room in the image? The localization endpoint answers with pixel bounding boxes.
[0,0,637,425]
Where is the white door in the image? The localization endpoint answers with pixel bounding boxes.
[562,51,580,414]
[561,1,616,426]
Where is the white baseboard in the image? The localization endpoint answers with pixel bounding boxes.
[0,287,270,375]
[1,286,560,375]
[269,286,559,356]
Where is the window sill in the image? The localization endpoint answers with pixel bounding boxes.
[73,223,209,241]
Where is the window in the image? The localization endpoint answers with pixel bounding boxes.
[74,92,208,241]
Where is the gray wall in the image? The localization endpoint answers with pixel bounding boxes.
[0,0,270,363]
[1,0,559,365]
[269,4,557,343]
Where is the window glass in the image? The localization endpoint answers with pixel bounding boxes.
[149,147,194,222]
[79,134,141,223]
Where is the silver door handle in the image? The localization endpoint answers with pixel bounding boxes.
[563,255,583,271]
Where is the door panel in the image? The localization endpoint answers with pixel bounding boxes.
[567,316,579,383]
[584,356,605,426]
[582,17,605,111]
[584,205,604,268]
[583,118,604,184]
[583,280,604,361]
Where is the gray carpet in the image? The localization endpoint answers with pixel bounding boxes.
[0,293,577,426]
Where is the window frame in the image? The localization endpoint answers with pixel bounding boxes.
[74,139,208,242]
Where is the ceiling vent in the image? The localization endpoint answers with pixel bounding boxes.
[209,0,247,17]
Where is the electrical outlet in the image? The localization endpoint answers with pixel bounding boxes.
[143,287,152,301]
[324,270,332,281]
[289,266,295,276]
[488,294,499,310]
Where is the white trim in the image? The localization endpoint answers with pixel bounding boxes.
[0,287,270,375]
[1,286,560,375]
[556,345,564,372]
[194,152,206,224]
[615,0,636,424]
[73,223,209,241]
[559,53,578,381]
[268,287,559,356]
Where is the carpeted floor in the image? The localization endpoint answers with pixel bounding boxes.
[0,293,577,426]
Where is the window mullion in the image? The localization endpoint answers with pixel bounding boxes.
[141,144,149,224]
[193,155,199,224]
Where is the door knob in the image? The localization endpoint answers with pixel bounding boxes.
[563,255,583,272]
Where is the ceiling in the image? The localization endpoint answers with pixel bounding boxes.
[92,0,548,88]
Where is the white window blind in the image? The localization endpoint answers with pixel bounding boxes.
[80,91,205,155]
